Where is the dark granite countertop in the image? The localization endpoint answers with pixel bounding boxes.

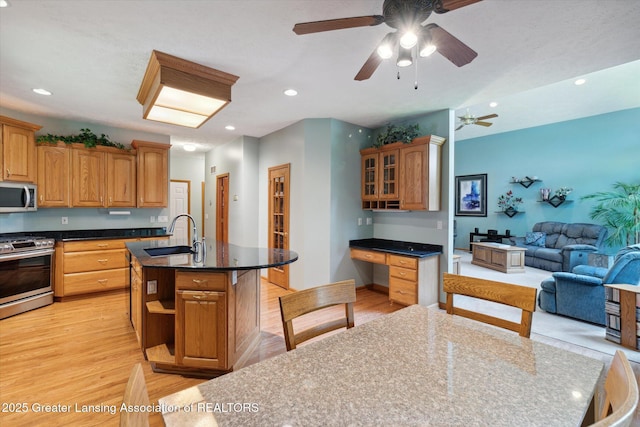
[349,238,442,258]
[126,238,299,271]
[0,227,170,241]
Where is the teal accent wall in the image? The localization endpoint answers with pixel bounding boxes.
[454,108,640,253]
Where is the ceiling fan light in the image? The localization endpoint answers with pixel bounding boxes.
[419,43,436,57]
[376,33,395,59]
[399,31,418,49]
[418,31,436,57]
[396,47,412,67]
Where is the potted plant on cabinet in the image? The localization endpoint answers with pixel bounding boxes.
[373,123,420,148]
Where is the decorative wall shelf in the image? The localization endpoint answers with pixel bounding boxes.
[511,177,541,188]
[496,208,524,218]
[539,196,573,208]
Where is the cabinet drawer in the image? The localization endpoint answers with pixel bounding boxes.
[389,277,417,306]
[350,248,386,265]
[389,265,418,282]
[64,239,129,252]
[63,268,129,295]
[176,271,227,291]
[64,249,128,273]
[388,254,417,269]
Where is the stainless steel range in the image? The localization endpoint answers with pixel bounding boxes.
[0,236,55,320]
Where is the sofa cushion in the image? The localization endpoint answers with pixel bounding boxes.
[525,231,546,247]
[572,265,608,278]
[532,248,563,263]
[540,278,556,292]
[555,223,605,249]
[533,221,564,248]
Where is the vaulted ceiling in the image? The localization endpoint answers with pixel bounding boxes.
[1,0,639,151]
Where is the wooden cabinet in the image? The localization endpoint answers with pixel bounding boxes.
[132,140,170,207]
[37,142,70,207]
[72,147,105,207]
[106,150,136,207]
[350,248,440,306]
[0,115,41,182]
[70,145,136,207]
[360,135,445,210]
[130,255,143,346]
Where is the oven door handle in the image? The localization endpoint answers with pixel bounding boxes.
[0,248,54,261]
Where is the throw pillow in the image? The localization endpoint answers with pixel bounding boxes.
[525,231,546,247]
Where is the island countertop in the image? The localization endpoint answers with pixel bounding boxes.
[349,238,442,258]
[126,239,298,271]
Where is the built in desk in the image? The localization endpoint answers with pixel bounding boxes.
[160,305,603,426]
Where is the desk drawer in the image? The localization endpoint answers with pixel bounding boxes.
[389,265,418,282]
[350,248,386,265]
[388,254,417,270]
[64,249,128,273]
[389,277,417,306]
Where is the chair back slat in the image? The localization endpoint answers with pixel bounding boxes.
[591,350,639,427]
[279,280,356,351]
[443,273,537,338]
[120,363,150,427]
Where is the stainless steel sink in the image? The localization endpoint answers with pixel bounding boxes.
[144,246,194,257]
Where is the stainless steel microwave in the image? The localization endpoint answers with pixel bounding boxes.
[0,182,37,213]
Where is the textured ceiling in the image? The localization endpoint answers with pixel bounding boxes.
[1,0,639,152]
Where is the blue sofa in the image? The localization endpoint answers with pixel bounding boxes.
[538,244,640,325]
[509,221,607,272]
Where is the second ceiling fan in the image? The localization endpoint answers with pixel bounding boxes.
[293,0,482,81]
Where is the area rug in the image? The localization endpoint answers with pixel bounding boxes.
[453,250,640,363]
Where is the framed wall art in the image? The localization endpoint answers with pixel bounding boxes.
[455,174,487,217]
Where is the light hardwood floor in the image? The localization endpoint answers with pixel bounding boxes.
[0,281,400,426]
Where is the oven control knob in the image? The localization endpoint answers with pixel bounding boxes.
[1,244,10,253]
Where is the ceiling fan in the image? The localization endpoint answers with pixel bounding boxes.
[292,0,482,81]
[455,110,498,130]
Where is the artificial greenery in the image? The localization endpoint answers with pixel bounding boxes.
[374,123,420,147]
[582,181,640,246]
[36,128,126,150]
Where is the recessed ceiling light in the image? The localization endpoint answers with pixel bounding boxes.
[225,125,235,131]
[284,89,298,97]
[183,144,196,152]
[33,88,52,96]
[574,78,586,86]
[489,102,498,108]
[0,1,9,8]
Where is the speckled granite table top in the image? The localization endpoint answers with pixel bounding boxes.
[160,305,604,427]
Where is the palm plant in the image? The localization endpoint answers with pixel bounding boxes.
[582,182,640,246]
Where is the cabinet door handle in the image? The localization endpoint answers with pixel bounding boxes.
[6,169,10,176]
[192,279,208,284]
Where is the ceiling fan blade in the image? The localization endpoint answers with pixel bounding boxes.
[455,124,465,130]
[293,15,384,35]
[474,121,493,127]
[427,23,477,67]
[433,0,483,14]
[475,113,498,121]
[354,33,397,81]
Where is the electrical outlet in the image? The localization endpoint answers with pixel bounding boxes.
[147,280,157,294]
[358,218,363,226]
[366,217,372,225]
[61,217,68,225]
[437,221,443,230]
[150,216,156,223]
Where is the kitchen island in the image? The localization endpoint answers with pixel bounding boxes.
[126,239,298,377]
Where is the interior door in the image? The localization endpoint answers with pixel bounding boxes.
[268,164,290,289]
[216,174,229,243]
[170,180,190,244]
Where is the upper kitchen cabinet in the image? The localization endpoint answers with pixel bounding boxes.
[72,146,105,207]
[106,150,136,207]
[0,115,42,183]
[132,140,170,208]
[360,135,445,211]
[37,142,70,207]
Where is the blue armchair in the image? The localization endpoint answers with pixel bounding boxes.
[538,244,640,325]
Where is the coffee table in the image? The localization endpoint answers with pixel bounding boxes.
[471,242,526,273]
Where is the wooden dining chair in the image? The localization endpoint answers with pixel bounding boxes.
[279,279,356,351]
[590,350,639,427]
[443,273,537,338]
[120,363,150,427]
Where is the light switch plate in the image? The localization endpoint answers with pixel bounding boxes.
[157,216,168,223]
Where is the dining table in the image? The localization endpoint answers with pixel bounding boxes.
[159,304,604,426]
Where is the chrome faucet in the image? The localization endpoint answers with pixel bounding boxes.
[168,214,205,259]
